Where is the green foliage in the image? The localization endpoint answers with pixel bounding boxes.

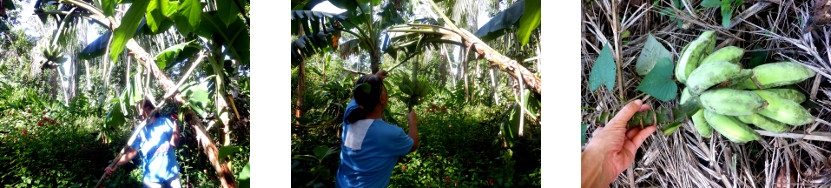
[581,123,587,145]
[145,0,173,33]
[746,45,768,68]
[154,40,198,69]
[659,0,687,28]
[100,0,117,16]
[173,0,204,35]
[78,31,111,60]
[217,0,242,27]
[109,0,150,62]
[218,145,241,163]
[636,58,678,101]
[517,0,540,46]
[589,42,616,91]
[701,0,743,28]
[237,161,250,188]
[474,0,525,42]
[659,122,682,135]
[635,34,672,76]
[179,81,211,118]
[0,87,137,187]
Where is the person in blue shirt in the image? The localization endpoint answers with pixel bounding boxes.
[336,70,419,188]
[104,98,182,188]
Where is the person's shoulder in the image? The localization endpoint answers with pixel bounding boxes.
[371,119,404,132]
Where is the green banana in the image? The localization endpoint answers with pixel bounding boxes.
[737,114,790,133]
[699,88,766,116]
[699,46,744,66]
[686,61,747,94]
[675,31,717,84]
[679,87,692,105]
[751,90,813,126]
[738,62,816,89]
[399,81,413,95]
[704,110,760,143]
[762,88,806,104]
[691,109,712,138]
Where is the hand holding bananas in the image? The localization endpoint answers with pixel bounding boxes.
[676,31,816,143]
[583,100,657,188]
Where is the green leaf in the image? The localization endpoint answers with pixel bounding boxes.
[635,58,677,101]
[517,0,540,46]
[129,68,144,105]
[179,82,210,118]
[155,40,197,69]
[173,0,203,35]
[109,0,151,62]
[370,0,382,6]
[105,103,125,128]
[720,0,733,27]
[217,0,241,26]
[659,122,682,135]
[701,0,721,8]
[589,42,616,91]
[635,34,672,76]
[79,31,111,59]
[328,0,358,12]
[746,45,768,68]
[238,161,250,188]
[101,0,118,16]
[474,0,525,41]
[313,146,329,159]
[218,145,240,163]
[581,123,587,145]
[146,0,171,33]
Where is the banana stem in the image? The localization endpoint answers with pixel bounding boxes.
[594,101,701,129]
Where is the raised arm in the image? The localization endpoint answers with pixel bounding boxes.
[406,109,419,153]
[170,118,180,148]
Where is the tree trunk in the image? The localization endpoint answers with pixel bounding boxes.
[370,49,380,74]
[210,47,234,172]
[463,47,469,103]
[296,61,305,122]
[389,25,542,96]
[490,68,499,105]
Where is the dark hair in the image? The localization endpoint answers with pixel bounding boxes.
[346,74,385,123]
[137,97,157,119]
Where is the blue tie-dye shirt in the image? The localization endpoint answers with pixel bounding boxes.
[130,116,180,182]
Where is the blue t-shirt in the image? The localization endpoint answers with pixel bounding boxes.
[130,116,180,183]
[336,100,414,188]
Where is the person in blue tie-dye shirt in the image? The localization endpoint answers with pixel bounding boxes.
[105,98,182,188]
[336,70,420,188]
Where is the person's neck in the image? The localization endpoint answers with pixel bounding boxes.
[364,106,384,119]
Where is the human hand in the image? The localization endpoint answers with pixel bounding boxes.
[104,165,117,178]
[375,70,389,79]
[406,109,417,124]
[581,100,657,188]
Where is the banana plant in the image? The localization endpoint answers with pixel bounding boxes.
[29,0,250,187]
[291,0,413,73]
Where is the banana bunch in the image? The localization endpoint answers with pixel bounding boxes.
[398,76,431,111]
[675,31,816,143]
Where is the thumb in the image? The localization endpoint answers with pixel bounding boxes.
[608,100,643,128]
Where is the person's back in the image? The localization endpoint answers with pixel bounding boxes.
[336,105,413,187]
[131,116,180,184]
[335,71,419,188]
[104,98,182,187]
